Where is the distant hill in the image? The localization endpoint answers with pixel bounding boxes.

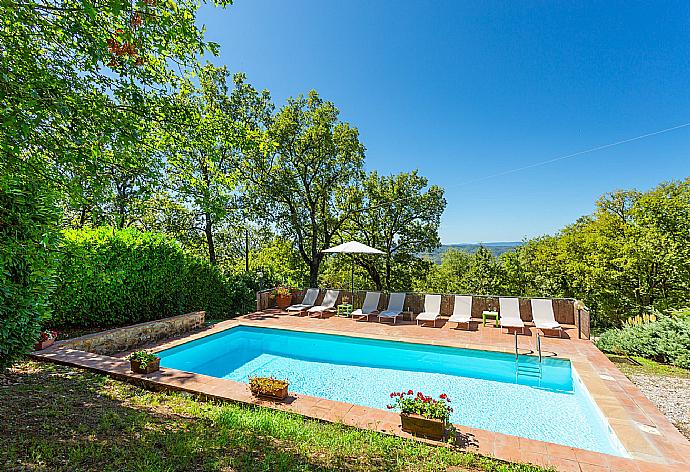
[420,242,523,264]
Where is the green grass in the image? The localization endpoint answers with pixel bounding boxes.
[607,355,690,378]
[0,361,550,472]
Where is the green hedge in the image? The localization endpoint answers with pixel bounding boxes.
[50,228,256,327]
[596,308,690,369]
[0,169,60,368]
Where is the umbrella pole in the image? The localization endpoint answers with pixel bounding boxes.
[351,254,355,307]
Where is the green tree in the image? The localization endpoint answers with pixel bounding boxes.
[160,65,272,264]
[1,0,230,365]
[346,171,445,291]
[416,249,473,293]
[242,91,365,286]
[499,179,690,328]
[459,246,506,295]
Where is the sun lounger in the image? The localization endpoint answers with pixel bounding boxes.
[448,295,472,329]
[351,291,381,321]
[499,297,525,334]
[307,289,339,318]
[377,292,406,324]
[531,298,563,337]
[286,288,319,315]
[416,294,442,327]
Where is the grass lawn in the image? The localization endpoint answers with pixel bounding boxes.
[606,354,690,378]
[0,361,550,472]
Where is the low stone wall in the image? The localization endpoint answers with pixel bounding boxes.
[61,311,205,355]
[258,288,591,339]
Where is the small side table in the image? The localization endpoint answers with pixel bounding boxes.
[482,310,500,327]
[337,304,353,317]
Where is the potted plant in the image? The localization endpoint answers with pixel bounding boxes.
[272,286,293,309]
[128,350,160,374]
[34,329,58,350]
[248,376,289,400]
[387,390,452,440]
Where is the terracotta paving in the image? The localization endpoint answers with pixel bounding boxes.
[31,310,690,472]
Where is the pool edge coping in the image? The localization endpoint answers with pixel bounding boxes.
[30,317,690,471]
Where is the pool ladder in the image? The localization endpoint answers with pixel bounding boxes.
[514,332,543,382]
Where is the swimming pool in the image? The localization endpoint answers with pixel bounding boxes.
[158,325,626,456]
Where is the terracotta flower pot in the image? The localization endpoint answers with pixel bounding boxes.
[400,413,446,440]
[130,357,160,374]
[34,338,55,351]
[275,293,292,309]
[251,384,289,401]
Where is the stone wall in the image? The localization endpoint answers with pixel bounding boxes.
[61,311,205,355]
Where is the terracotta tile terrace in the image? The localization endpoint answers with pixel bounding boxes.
[32,309,690,472]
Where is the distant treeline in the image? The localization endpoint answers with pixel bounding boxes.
[420,242,523,264]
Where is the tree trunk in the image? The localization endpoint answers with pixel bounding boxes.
[204,213,216,265]
[78,206,87,228]
[385,255,392,292]
[309,261,319,288]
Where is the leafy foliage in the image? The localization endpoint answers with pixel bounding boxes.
[387,391,453,422]
[346,170,445,291]
[242,91,366,286]
[596,308,690,369]
[50,227,255,327]
[160,65,271,264]
[248,376,289,397]
[0,167,61,368]
[128,350,159,369]
[416,178,690,330]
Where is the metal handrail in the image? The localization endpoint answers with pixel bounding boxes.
[537,332,542,362]
[514,332,519,360]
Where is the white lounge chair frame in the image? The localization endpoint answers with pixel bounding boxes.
[531,298,563,337]
[308,290,340,318]
[351,291,381,321]
[499,297,525,334]
[377,293,406,324]
[448,295,473,329]
[286,288,320,315]
[416,294,442,327]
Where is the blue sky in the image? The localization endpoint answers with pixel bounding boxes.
[197,1,690,243]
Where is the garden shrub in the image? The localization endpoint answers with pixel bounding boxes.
[50,227,256,327]
[0,169,61,368]
[596,308,690,369]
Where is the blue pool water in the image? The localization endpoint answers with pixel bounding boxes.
[158,326,625,456]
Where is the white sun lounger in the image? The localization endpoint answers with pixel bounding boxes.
[531,298,563,337]
[499,297,525,334]
[286,288,319,315]
[377,292,406,324]
[307,289,339,318]
[351,291,381,321]
[448,295,473,329]
[416,294,442,327]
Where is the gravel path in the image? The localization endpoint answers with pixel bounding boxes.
[629,373,690,439]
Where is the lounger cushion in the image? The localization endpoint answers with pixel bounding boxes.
[308,305,332,313]
[501,318,525,328]
[379,310,401,318]
[535,320,561,329]
[416,312,439,321]
[448,313,471,323]
[352,308,377,317]
[287,304,311,311]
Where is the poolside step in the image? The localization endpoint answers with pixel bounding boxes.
[516,361,542,380]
